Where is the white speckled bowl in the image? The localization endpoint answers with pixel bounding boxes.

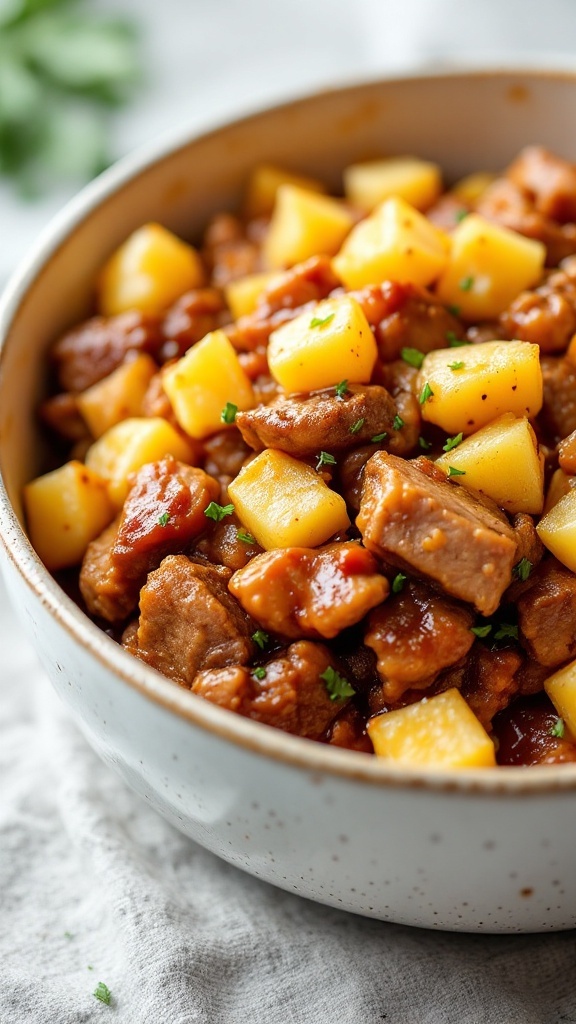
[2,69,576,933]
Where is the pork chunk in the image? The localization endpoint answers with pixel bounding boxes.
[517,558,576,667]
[229,542,389,639]
[53,311,162,393]
[356,452,518,615]
[539,356,576,443]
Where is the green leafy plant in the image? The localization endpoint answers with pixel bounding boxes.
[0,0,141,195]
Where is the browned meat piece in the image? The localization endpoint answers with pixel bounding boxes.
[511,512,545,570]
[229,542,389,639]
[357,452,518,615]
[202,213,261,287]
[142,372,176,423]
[236,385,397,457]
[465,323,501,344]
[129,555,255,684]
[493,693,576,766]
[259,255,340,313]
[499,265,576,353]
[237,348,269,381]
[559,429,576,474]
[460,646,523,731]
[517,558,576,667]
[203,429,252,479]
[377,363,421,456]
[194,514,263,571]
[507,146,576,224]
[364,581,475,702]
[514,656,551,697]
[426,194,471,232]
[191,640,346,739]
[161,288,226,361]
[476,177,576,267]
[338,443,383,510]
[539,355,576,443]
[349,280,463,363]
[326,706,374,753]
[80,457,219,622]
[52,311,162,393]
[39,392,89,443]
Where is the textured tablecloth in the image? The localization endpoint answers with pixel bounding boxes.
[4,2,576,1021]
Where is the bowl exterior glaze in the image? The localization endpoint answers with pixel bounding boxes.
[2,70,576,932]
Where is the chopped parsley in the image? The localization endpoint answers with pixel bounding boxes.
[253,667,267,680]
[551,717,565,739]
[447,466,466,477]
[418,435,432,450]
[419,382,434,405]
[93,982,112,1006]
[455,209,469,223]
[442,432,463,453]
[448,360,465,371]
[370,432,388,443]
[316,451,337,472]
[494,623,519,641]
[392,414,405,431]
[252,630,269,650]
[447,304,461,317]
[400,347,425,370]
[471,624,492,638]
[310,313,335,329]
[391,573,407,594]
[320,666,355,702]
[204,501,234,522]
[158,512,170,527]
[349,417,365,435]
[446,331,470,348]
[237,529,256,544]
[459,275,474,292]
[335,379,349,399]
[513,557,533,582]
[221,402,238,424]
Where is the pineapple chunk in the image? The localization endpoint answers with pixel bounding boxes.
[333,196,449,289]
[536,489,576,573]
[367,688,496,768]
[227,448,350,549]
[418,339,543,436]
[343,156,442,213]
[435,214,545,320]
[76,354,157,439]
[98,223,205,316]
[224,271,278,319]
[544,660,576,737]
[267,294,377,393]
[435,414,544,514]
[85,417,195,508]
[544,468,575,514]
[263,185,354,269]
[162,329,255,439]
[244,163,326,219]
[451,172,495,204]
[24,460,115,570]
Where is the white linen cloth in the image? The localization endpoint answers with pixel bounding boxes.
[4,2,576,1021]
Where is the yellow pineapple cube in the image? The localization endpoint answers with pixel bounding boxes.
[417,340,543,435]
[343,156,442,212]
[333,195,449,289]
[267,294,377,393]
[85,417,196,508]
[224,272,279,319]
[162,329,255,439]
[544,468,575,515]
[244,163,326,219]
[367,689,496,768]
[537,489,576,573]
[98,222,205,316]
[24,460,115,570]
[263,185,354,269]
[227,448,350,549]
[544,660,576,738]
[435,214,545,320]
[76,354,157,438]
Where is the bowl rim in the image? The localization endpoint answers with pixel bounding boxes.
[3,65,576,797]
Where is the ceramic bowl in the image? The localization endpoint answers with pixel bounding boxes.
[3,69,576,934]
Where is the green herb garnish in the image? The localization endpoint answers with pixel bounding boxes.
[459,276,474,292]
[158,512,170,527]
[316,451,337,472]
[418,436,432,451]
[400,347,425,370]
[221,401,238,424]
[252,630,269,650]
[252,667,266,680]
[513,557,533,582]
[391,573,406,594]
[335,379,348,399]
[447,466,466,477]
[204,501,234,522]
[442,432,463,453]
[455,209,469,223]
[370,432,388,443]
[551,717,565,739]
[392,414,405,431]
[320,666,355,702]
[349,417,365,435]
[237,529,256,544]
[310,313,335,329]
[448,360,465,371]
[419,382,434,405]
[93,982,112,1006]
[447,304,461,317]
[494,623,519,641]
[471,624,492,638]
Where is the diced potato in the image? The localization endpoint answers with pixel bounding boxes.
[263,185,354,270]
[435,414,544,514]
[76,354,157,439]
[367,688,496,769]
[343,156,442,212]
[544,660,576,738]
[418,339,543,435]
[23,460,115,570]
[544,468,575,515]
[98,223,205,316]
[224,271,278,319]
[333,196,449,290]
[244,163,326,219]
[435,214,545,320]
[451,172,495,204]
[536,489,576,573]
[267,294,377,393]
[162,329,255,439]
[85,417,196,508]
[228,448,350,549]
